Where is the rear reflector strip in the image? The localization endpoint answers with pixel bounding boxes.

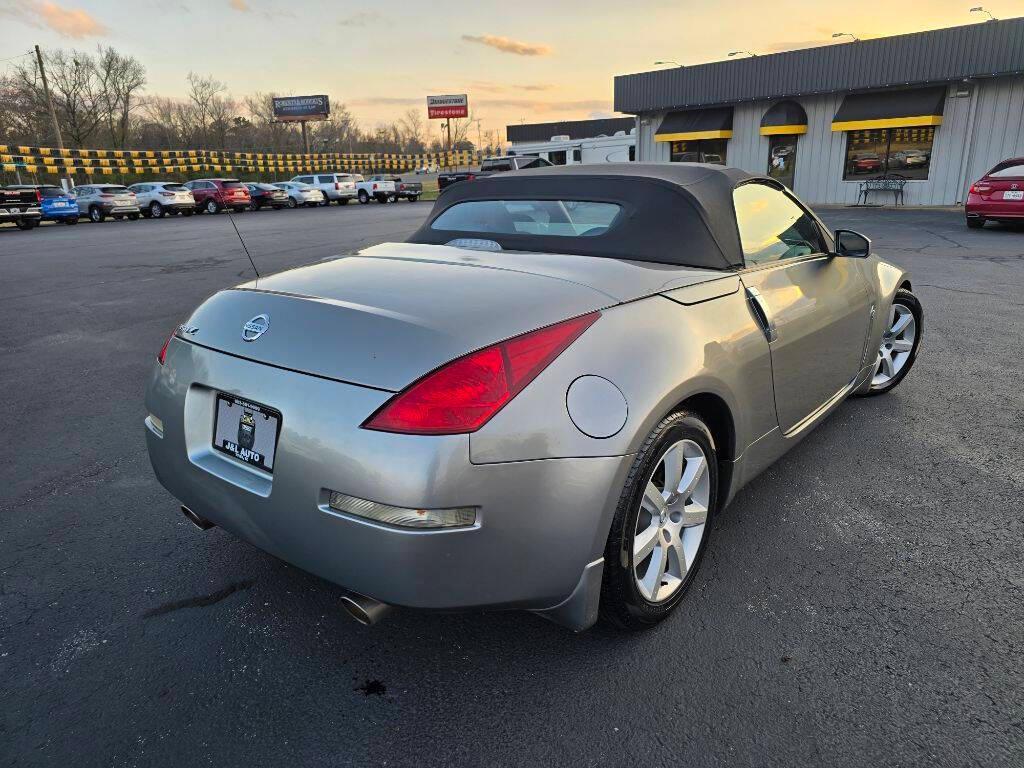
[328,491,477,529]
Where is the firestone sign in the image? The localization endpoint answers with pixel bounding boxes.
[427,94,469,119]
[273,95,330,122]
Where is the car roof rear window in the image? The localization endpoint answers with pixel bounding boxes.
[989,161,1024,178]
[430,200,621,238]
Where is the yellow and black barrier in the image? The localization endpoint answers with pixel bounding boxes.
[1,145,483,179]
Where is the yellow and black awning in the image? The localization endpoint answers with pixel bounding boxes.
[831,87,945,131]
[655,107,733,142]
[760,100,808,136]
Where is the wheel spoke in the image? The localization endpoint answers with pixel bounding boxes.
[668,533,689,574]
[633,522,660,562]
[642,482,666,516]
[880,351,895,379]
[678,455,707,500]
[681,501,708,528]
[662,445,684,494]
[640,543,668,601]
[891,309,912,336]
[892,338,914,352]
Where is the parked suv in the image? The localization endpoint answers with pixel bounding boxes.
[290,173,359,205]
[129,182,196,218]
[73,184,140,222]
[7,184,78,225]
[183,178,251,214]
[0,186,43,229]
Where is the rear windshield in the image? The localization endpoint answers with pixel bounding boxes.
[100,186,129,193]
[222,181,245,189]
[430,200,621,238]
[989,161,1024,178]
[162,183,187,192]
[39,186,66,198]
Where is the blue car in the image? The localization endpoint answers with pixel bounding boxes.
[7,184,79,225]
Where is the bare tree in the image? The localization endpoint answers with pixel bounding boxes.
[14,49,104,147]
[95,46,146,148]
[186,72,227,147]
[398,108,426,152]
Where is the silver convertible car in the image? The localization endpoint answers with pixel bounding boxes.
[145,164,922,631]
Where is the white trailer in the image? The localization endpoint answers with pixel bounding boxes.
[509,128,636,166]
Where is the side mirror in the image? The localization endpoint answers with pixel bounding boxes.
[834,229,871,258]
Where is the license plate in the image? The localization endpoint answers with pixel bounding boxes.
[212,394,281,473]
[1003,190,1023,200]
[53,202,67,208]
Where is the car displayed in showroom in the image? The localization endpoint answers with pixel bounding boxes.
[965,157,1024,228]
[129,182,196,218]
[847,152,883,175]
[183,178,251,214]
[145,164,921,632]
[73,184,140,222]
[272,181,325,208]
[289,173,359,205]
[6,184,78,225]
[244,183,289,210]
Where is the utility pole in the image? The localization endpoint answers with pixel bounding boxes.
[300,121,310,155]
[35,44,71,187]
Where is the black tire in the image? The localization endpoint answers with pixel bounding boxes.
[857,288,923,397]
[249,201,259,211]
[338,198,350,205]
[599,411,718,630]
[89,206,105,223]
[205,199,220,215]
[407,195,419,203]
[15,218,37,230]
[287,197,298,209]
[358,190,369,204]
[376,195,388,204]
[168,209,179,216]
[114,214,125,221]
[182,209,193,217]
[319,196,331,207]
[966,217,985,229]
[128,212,140,221]
[65,217,78,225]
[150,201,165,219]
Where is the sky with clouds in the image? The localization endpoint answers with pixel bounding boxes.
[0,0,1014,142]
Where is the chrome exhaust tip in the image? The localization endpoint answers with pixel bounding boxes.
[181,505,215,531]
[340,592,392,625]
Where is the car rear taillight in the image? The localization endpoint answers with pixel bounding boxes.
[335,182,341,189]
[972,183,991,194]
[372,183,378,190]
[467,174,476,181]
[34,190,42,203]
[363,312,600,435]
[157,327,178,365]
[100,194,114,199]
[160,191,175,197]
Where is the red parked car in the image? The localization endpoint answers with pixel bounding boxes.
[183,178,251,214]
[965,157,1024,229]
[848,152,883,175]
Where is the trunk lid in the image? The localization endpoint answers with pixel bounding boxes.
[181,242,726,391]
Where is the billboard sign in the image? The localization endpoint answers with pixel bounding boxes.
[427,94,469,119]
[273,95,330,122]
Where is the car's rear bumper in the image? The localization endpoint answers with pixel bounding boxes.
[145,340,627,625]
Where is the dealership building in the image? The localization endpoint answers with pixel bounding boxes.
[614,18,1024,205]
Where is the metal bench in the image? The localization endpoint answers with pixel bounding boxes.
[857,174,907,206]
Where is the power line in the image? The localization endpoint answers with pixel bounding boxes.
[0,50,34,64]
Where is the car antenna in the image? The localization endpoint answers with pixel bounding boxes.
[226,212,260,278]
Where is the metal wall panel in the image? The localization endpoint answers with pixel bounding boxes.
[616,18,1024,114]
[635,77,1024,205]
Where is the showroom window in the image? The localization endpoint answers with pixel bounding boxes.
[843,127,935,180]
[670,139,727,165]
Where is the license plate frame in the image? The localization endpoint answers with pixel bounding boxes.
[212,393,282,473]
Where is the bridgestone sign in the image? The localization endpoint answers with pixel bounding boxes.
[427,94,469,119]
[273,95,330,122]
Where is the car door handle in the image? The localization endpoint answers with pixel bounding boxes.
[745,286,778,343]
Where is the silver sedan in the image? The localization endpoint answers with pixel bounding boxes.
[272,181,325,208]
[145,164,922,631]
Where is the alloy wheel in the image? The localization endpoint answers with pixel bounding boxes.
[872,303,917,388]
[632,439,710,603]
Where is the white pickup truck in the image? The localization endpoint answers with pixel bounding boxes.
[355,176,395,204]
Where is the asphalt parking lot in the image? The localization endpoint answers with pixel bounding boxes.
[2,204,1022,767]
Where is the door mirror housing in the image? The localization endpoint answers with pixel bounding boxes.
[834,229,871,258]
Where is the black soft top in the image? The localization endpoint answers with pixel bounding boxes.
[409,163,770,270]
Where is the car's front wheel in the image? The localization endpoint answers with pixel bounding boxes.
[600,411,717,630]
[859,288,922,396]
